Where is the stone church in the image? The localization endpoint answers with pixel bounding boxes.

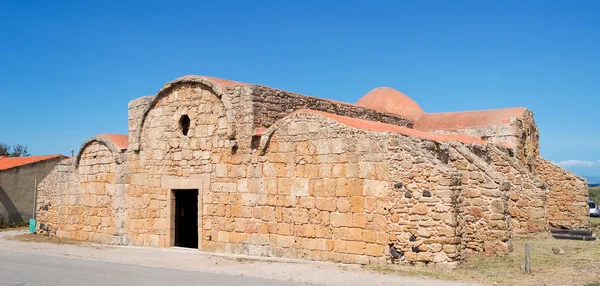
[36,75,589,265]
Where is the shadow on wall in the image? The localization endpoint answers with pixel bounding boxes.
[0,184,23,223]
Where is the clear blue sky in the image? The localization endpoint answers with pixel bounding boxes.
[1,1,598,179]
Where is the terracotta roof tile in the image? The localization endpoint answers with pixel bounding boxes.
[0,154,66,171]
[416,108,528,132]
[200,76,251,88]
[97,134,128,149]
[293,109,487,145]
[355,87,528,132]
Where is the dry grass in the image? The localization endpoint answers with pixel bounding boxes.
[0,215,29,231]
[367,235,600,286]
[234,257,259,264]
[6,233,83,245]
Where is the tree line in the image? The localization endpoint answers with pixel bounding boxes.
[0,143,31,157]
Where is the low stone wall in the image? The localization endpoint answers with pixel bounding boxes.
[536,157,589,229]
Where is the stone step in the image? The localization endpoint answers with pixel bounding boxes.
[549,229,593,236]
[551,234,597,241]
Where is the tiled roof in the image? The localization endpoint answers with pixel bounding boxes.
[293,109,488,145]
[97,134,128,150]
[355,86,528,131]
[415,108,528,132]
[0,154,66,171]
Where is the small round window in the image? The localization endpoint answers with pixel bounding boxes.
[179,115,190,136]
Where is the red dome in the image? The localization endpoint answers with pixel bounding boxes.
[355,87,425,121]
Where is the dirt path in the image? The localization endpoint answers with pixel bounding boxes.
[0,230,479,286]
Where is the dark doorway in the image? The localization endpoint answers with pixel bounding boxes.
[174,189,198,249]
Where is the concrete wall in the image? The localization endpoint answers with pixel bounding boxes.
[0,157,63,223]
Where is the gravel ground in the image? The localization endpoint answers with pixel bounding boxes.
[0,230,479,286]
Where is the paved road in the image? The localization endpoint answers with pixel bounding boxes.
[0,252,306,286]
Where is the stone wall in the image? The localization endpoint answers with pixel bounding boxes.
[202,113,393,264]
[537,157,589,229]
[128,82,232,247]
[35,164,60,233]
[516,111,540,172]
[386,136,462,264]
[36,141,128,244]
[43,143,118,242]
[250,86,413,130]
[36,159,77,236]
[485,145,547,235]
[35,76,590,267]
[431,110,539,173]
[128,96,153,150]
[446,143,511,255]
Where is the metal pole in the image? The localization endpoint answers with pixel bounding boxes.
[32,177,37,219]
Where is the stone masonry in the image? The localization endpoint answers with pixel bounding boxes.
[36,75,589,266]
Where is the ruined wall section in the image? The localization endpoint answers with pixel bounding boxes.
[220,85,258,152]
[484,145,547,235]
[202,113,393,264]
[537,157,589,229]
[516,111,540,172]
[431,110,539,172]
[386,136,463,265]
[446,143,511,255]
[249,86,414,131]
[35,163,61,234]
[128,96,153,150]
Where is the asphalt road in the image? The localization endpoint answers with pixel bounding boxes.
[0,252,306,286]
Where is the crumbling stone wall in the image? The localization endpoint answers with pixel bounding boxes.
[486,145,547,235]
[446,143,511,255]
[250,86,413,130]
[35,164,60,234]
[516,111,540,172]
[387,136,462,264]
[537,157,589,229]
[432,110,539,173]
[128,96,153,149]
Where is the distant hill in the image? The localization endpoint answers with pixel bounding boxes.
[584,176,600,185]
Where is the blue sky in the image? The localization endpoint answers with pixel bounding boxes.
[1,0,599,179]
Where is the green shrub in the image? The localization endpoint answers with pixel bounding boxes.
[590,186,600,203]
